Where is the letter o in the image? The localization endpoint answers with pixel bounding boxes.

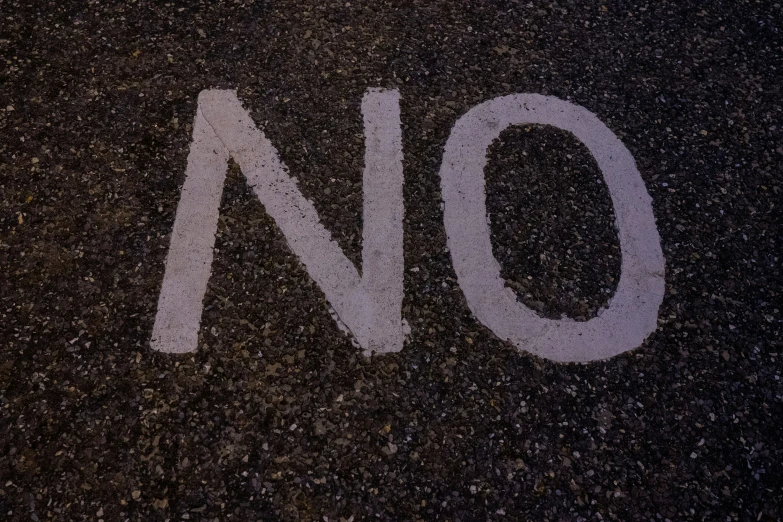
[439,94,665,362]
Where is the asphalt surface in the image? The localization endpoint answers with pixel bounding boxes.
[1,1,782,520]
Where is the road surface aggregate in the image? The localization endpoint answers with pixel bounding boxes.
[0,1,781,521]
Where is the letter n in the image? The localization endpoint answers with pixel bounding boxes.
[151,89,405,355]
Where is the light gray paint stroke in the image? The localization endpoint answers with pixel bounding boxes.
[151,89,405,354]
[439,94,665,362]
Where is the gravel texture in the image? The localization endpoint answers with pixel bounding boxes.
[0,1,781,521]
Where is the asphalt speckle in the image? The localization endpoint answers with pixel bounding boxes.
[0,1,781,521]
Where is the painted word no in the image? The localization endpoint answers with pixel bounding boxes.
[151,89,664,363]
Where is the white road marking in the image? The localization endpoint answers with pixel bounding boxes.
[154,89,663,362]
[149,105,229,354]
[151,89,405,355]
[439,94,665,362]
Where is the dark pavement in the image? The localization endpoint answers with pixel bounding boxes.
[0,1,781,520]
